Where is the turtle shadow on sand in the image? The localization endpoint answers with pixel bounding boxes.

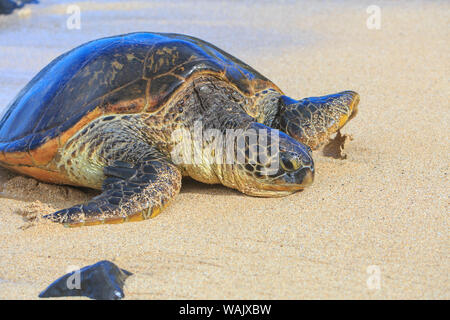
[321,131,354,160]
[0,170,98,228]
[180,177,242,197]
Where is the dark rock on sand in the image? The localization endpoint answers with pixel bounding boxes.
[0,0,37,15]
[39,260,132,300]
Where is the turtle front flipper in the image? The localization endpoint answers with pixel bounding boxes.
[44,150,182,227]
[277,91,360,149]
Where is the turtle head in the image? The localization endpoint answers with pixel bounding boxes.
[277,91,360,149]
[223,123,314,197]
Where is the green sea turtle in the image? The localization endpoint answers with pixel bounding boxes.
[0,32,359,227]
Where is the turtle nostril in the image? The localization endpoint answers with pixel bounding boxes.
[302,156,312,166]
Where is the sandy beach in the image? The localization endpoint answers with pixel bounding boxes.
[0,0,448,299]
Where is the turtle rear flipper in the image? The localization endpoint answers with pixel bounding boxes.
[278,91,360,149]
[44,149,181,227]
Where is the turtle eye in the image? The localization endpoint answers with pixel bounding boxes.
[280,153,301,172]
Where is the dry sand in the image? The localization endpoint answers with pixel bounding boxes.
[0,0,448,299]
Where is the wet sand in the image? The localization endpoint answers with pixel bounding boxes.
[0,0,448,299]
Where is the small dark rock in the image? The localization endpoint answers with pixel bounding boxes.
[39,260,132,300]
[0,0,37,15]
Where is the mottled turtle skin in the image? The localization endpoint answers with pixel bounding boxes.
[0,33,359,227]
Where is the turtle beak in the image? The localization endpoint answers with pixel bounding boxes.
[285,165,314,189]
[297,167,314,187]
